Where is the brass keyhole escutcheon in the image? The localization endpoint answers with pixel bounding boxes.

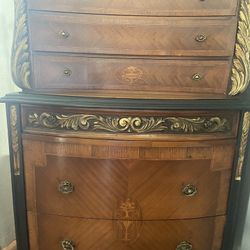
[176,241,193,250]
[182,184,197,197]
[61,240,75,250]
[192,73,203,81]
[195,34,207,42]
[60,30,70,39]
[63,68,72,77]
[58,181,74,194]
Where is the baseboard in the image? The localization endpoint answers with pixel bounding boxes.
[2,241,16,250]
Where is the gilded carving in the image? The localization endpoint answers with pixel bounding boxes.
[27,112,231,134]
[121,66,144,84]
[11,0,31,89]
[114,198,142,243]
[10,106,20,175]
[235,112,250,180]
[229,0,250,95]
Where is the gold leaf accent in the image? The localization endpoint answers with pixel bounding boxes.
[11,0,31,89]
[229,0,250,95]
[27,112,231,134]
[10,106,20,175]
[235,112,250,180]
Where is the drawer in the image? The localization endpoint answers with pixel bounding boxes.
[29,13,237,57]
[27,0,238,17]
[28,212,226,250]
[21,107,239,140]
[23,136,235,220]
[32,54,231,95]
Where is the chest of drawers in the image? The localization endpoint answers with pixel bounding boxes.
[2,0,250,250]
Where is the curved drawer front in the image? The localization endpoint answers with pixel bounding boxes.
[29,13,237,57]
[30,213,226,250]
[27,0,238,16]
[23,136,235,220]
[32,54,231,95]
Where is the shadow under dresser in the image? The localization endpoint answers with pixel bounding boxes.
[2,0,250,249]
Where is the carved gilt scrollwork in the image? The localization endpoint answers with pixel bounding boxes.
[235,112,250,180]
[27,112,231,134]
[11,0,31,89]
[10,106,21,176]
[229,0,250,96]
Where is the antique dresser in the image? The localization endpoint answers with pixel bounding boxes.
[2,0,250,249]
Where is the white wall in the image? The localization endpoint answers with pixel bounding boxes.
[0,0,18,248]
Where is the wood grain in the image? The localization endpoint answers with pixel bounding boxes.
[23,135,235,220]
[29,13,237,57]
[27,0,238,16]
[32,54,231,95]
[28,212,226,250]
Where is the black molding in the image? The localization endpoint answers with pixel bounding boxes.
[1,92,250,111]
[222,111,250,250]
[6,103,29,250]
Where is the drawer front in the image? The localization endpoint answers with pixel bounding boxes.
[21,107,239,140]
[33,54,231,95]
[29,213,226,250]
[29,13,237,57]
[27,0,238,16]
[23,136,235,220]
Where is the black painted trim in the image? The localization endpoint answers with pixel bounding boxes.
[6,103,29,250]
[222,111,250,250]
[1,92,250,110]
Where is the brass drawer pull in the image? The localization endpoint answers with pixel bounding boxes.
[192,73,203,81]
[59,30,70,39]
[176,241,193,250]
[61,240,75,250]
[195,34,207,42]
[182,184,197,197]
[58,181,74,194]
[64,68,72,77]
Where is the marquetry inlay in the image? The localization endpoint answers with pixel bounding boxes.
[121,66,144,84]
[114,198,142,243]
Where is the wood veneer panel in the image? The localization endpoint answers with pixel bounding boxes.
[23,137,235,220]
[27,0,238,17]
[29,213,226,250]
[29,13,237,57]
[32,54,231,95]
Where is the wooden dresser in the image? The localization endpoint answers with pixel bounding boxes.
[2,0,250,250]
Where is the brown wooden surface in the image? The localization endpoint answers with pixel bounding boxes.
[29,13,237,57]
[27,0,239,16]
[32,54,231,95]
[23,135,235,220]
[28,212,226,250]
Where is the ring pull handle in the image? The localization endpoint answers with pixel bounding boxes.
[176,241,193,250]
[63,68,72,77]
[192,73,203,81]
[58,181,74,194]
[182,184,197,197]
[61,240,75,250]
[195,34,207,42]
[59,30,70,39]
